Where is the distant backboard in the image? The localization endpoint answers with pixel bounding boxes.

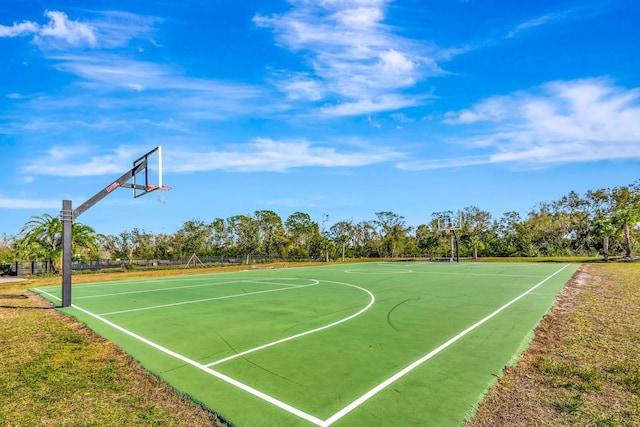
[438,214,462,231]
[132,146,163,198]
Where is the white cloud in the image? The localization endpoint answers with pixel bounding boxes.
[1,9,161,51]
[254,0,444,116]
[374,49,417,87]
[8,53,266,123]
[20,140,403,176]
[22,145,142,177]
[51,54,171,91]
[0,10,97,47]
[88,11,161,49]
[442,109,487,124]
[167,138,404,172]
[37,11,97,46]
[2,9,270,134]
[0,21,38,37]
[506,11,569,38]
[320,94,422,117]
[402,78,640,170]
[391,113,412,123]
[49,54,261,100]
[397,155,492,171]
[334,6,383,28]
[52,54,261,111]
[0,196,60,209]
[275,73,326,101]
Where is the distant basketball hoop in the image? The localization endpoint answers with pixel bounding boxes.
[438,213,462,263]
[437,215,461,232]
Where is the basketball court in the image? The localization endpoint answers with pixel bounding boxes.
[34,262,578,426]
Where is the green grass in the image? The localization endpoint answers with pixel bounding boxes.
[33,261,577,426]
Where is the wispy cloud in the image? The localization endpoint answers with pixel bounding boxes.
[168,138,404,172]
[88,10,162,48]
[506,9,571,38]
[50,54,262,100]
[21,139,404,176]
[0,9,162,50]
[0,195,60,209]
[397,155,491,171]
[22,145,141,177]
[5,58,267,134]
[254,0,443,116]
[399,78,640,170]
[319,94,423,117]
[0,8,270,129]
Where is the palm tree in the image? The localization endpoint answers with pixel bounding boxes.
[71,223,102,261]
[613,209,639,258]
[591,218,618,261]
[467,234,485,260]
[18,214,101,272]
[19,214,62,272]
[610,184,640,259]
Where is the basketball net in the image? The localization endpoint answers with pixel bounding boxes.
[152,185,171,203]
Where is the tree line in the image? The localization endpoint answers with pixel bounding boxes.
[1,182,639,269]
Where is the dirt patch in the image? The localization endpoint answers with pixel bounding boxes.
[0,276,27,284]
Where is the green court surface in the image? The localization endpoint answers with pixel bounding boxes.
[33,262,578,426]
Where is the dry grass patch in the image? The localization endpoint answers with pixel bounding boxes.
[0,280,226,426]
[468,262,640,426]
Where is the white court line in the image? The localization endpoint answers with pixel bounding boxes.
[75,279,240,299]
[244,279,309,288]
[33,288,60,301]
[348,264,546,279]
[344,269,413,274]
[345,270,543,278]
[76,278,306,300]
[97,280,319,316]
[411,271,547,278]
[73,272,252,289]
[67,277,187,289]
[206,280,375,367]
[33,264,571,427]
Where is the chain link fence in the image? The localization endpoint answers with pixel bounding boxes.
[1,255,316,276]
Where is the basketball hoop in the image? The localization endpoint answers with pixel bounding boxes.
[438,216,460,232]
[437,213,462,263]
[60,145,166,307]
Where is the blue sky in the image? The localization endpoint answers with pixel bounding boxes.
[1,0,639,236]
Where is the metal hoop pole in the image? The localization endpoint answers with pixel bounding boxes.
[61,200,73,307]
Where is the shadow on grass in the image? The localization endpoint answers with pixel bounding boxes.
[0,304,54,310]
[0,293,55,309]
